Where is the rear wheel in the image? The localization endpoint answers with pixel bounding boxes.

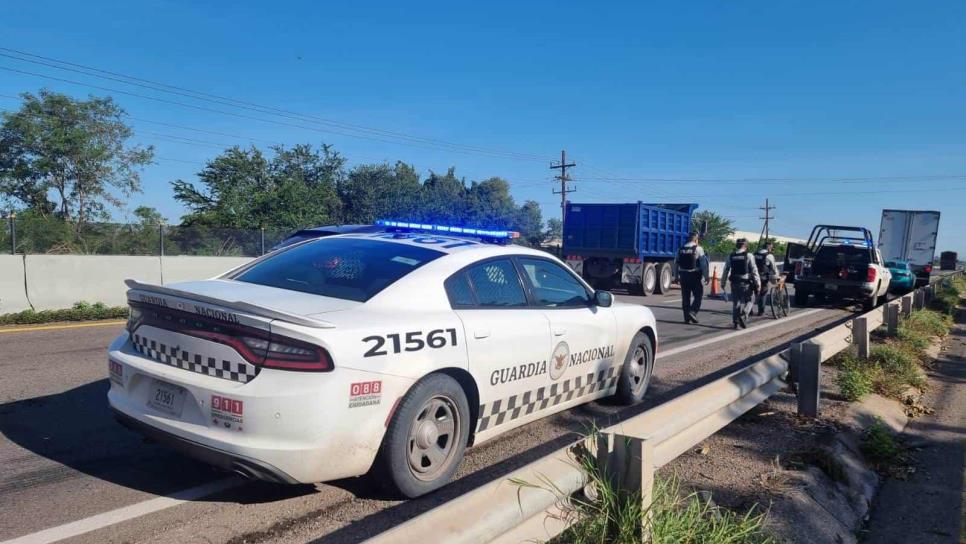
[375,373,470,498]
[615,332,654,405]
[641,263,657,296]
[654,262,672,294]
[862,285,880,312]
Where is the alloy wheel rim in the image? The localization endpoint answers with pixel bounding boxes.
[629,345,650,393]
[407,395,460,481]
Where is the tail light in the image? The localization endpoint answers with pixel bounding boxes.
[924,264,933,274]
[566,255,583,261]
[794,261,803,276]
[839,267,849,280]
[867,267,877,283]
[623,257,642,264]
[128,302,333,372]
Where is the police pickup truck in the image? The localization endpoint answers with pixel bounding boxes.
[787,225,891,311]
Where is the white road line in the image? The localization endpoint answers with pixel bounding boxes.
[0,477,242,544]
[656,308,824,360]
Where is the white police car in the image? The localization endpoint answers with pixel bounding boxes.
[108,221,658,497]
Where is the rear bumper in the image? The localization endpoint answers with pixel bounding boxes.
[795,279,875,298]
[113,409,299,484]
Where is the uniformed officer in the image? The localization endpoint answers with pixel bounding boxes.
[675,232,709,324]
[754,241,780,316]
[720,238,761,329]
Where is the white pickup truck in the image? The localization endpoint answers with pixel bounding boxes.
[786,225,892,311]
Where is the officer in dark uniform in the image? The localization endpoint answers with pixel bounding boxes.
[675,232,709,323]
[754,241,780,316]
[720,238,761,329]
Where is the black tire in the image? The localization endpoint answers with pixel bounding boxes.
[654,262,672,294]
[641,263,657,296]
[615,332,654,405]
[794,288,808,307]
[863,285,880,312]
[375,373,470,498]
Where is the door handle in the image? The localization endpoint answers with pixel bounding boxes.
[474,329,490,339]
[553,327,566,336]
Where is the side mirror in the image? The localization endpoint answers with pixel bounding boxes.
[594,290,613,307]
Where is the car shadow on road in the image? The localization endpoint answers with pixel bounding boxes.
[0,379,315,504]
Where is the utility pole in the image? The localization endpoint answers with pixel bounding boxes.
[550,150,576,231]
[759,198,775,242]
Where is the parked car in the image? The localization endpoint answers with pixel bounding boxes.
[109,222,658,498]
[271,224,384,251]
[885,260,916,293]
[787,225,892,311]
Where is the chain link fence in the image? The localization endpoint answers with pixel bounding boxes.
[2,216,291,257]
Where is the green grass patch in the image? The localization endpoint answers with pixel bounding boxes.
[903,309,953,338]
[869,343,925,397]
[860,418,910,476]
[534,447,775,544]
[931,276,965,316]
[0,301,127,325]
[835,351,877,402]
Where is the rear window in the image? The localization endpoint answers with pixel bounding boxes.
[234,238,444,301]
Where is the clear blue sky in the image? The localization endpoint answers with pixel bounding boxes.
[2,1,965,253]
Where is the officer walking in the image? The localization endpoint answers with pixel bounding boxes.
[754,240,780,316]
[675,232,709,324]
[720,238,761,329]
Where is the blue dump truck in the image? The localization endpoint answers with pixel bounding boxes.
[562,202,698,295]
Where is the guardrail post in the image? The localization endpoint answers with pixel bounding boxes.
[597,433,656,541]
[886,303,900,336]
[797,342,821,418]
[901,295,912,318]
[853,317,869,359]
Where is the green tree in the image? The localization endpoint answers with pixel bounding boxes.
[172,144,344,229]
[0,90,154,225]
[544,217,562,243]
[339,161,422,223]
[691,210,735,244]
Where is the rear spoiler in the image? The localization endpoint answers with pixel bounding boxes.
[124,279,336,329]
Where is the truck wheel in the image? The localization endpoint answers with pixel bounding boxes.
[641,263,657,296]
[615,332,653,405]
[375,373,470,498]
[654,263,672,294]
[794,288,808,307]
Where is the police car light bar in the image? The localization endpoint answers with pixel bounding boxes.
[376,220,520,240]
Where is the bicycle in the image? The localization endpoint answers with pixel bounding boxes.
[761,274,791,319]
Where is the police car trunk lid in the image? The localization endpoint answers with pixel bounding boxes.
[125,279,345,382]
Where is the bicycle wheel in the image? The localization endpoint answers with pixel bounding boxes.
[769,286,780,319]
[781,284,791,316]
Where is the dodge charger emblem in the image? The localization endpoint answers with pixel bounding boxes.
[549,341,570,381]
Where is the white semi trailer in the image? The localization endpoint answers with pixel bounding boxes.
[877,209,940,287]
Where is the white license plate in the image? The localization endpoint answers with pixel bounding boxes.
[147,379,187,417]
[825,283,838,291]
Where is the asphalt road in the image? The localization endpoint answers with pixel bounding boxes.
[0,286,872,544]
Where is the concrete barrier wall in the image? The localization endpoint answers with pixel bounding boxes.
[25,255,163,310]
[5,255,258,312]
[0,255,32,314]
[161,256,252,284]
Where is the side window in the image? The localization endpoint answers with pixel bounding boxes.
[463,259,527,308]
[518,257,592,308]
[444,272,476,307]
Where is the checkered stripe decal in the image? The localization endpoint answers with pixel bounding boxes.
[132,333,259,384]
[476,366,619,433]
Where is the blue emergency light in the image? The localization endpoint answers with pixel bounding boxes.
[376,220,520,240]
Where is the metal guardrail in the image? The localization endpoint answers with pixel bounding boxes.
[364,271,962,544]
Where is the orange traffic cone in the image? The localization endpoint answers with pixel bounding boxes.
[710,268,721,298]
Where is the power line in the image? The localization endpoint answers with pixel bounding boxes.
[571,174,966,184]
[0,48,549,162]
